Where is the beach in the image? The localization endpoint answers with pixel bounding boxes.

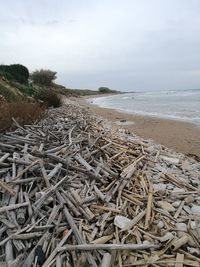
[78,96,200,158]
[1,100,200,266]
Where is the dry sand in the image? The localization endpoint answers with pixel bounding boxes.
[77,96,200,158]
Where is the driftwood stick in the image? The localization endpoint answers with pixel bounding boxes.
[58,243,159,252]
[8,177,41,184]
[39,161,50,188]
[12,160,40,180]
[24,192,35,224]
[47,163,63,180]
[42,229,72,267]
[7,158,30,165]
[46,205,60,225]
[121,210,146,231]
[0,202,29,214]
[17,187,26,225]
[56,191,98,267]
[11,232,43,240]
[5,240,14,267]
[68,124,76,146]
[0,224,30,246]
[144,182,153,230]
[175,253,184,267]
[100,253,112,267]
[0,152,10,163]
[0,179,15,195]
[33,175,69,213]
[32,151,102,181]
[22,232,49,267]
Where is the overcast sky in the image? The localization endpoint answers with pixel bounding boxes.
[1,0,200,91]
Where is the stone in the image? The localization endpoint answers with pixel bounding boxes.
[153,183,167,191]
[191,205,200,215]
[114,215,131,229]
[175,223,187,231]
[157,220,164,229]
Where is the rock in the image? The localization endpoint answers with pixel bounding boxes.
[172,187,185,193]
[160,155,180,165]
[153,183,167,191]
[114,215,131,229]
[187,247,200,255]
[166,184,174,190]
[160,232,175,242]
[157,220,164,229]
[191,205,200,215]
[172,201,181,208]
[185,196,194,204]
[190,221,196,230]
[157,201,176,212]
[182,160,193,171]
[183,205,191,214]
[175,223,187,231]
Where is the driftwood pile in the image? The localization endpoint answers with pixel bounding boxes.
[0,101,200,267]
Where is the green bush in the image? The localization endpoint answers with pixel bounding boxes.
[31,69,57,86]
[0,70,14,81]
[10,81,37,96]
[0,64,29,84]
[35,89,61,108]
[98,87,112,93]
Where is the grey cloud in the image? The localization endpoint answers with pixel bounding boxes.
[1,0,200,91]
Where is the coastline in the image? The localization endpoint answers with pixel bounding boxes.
[77,96,200,158]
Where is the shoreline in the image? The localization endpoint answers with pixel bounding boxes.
[77,96,200,158]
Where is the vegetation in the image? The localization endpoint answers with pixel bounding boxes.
[9,81,38,97]
[0,101,46,132]
[98,87,118,94]
[0,64,29,84]
[0,83,19,102]
[35,89,62,108]
[31,69,57,86]
[0,63,122,132]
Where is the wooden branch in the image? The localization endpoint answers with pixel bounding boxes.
[58,243,159,252]
[0,202,29,214]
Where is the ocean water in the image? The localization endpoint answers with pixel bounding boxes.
[89,89,200,126]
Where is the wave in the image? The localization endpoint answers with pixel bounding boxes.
[88,90,200,126]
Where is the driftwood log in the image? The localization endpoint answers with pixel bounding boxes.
[0,101,200,266]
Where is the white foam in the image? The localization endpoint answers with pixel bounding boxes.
[89,90,200,126]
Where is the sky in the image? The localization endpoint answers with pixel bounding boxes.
[1,0,200,91]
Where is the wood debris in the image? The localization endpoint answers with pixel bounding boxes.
[0,101,200,266]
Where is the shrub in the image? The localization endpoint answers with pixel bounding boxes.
[0,84,19,102]
[35,89,62,108]
[0,64,29,84]
[31,69,57,86]
[0,101,46,132]
[98,87,112,93]
[9,81,37,97]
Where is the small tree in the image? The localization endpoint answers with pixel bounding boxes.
[98,87,111,93]
[0,64,29,84]
[31,69,57,86]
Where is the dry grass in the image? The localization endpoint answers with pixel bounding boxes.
[0,101,46,132]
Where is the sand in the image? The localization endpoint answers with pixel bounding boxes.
[77,96,200,158]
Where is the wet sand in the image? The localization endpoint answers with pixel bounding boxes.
[77,97,200,158]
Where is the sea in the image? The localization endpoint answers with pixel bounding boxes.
[88,89,200,126]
